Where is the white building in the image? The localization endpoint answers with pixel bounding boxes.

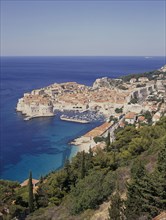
[125,112,137,124]
[130,78,137,84]
[138,77,149,83]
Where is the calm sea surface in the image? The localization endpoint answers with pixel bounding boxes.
[0,56,165,182]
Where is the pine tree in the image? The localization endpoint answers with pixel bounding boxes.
[64,158,71,178]
[81,150,86,179]
[149,144,166,215]
[28,171,34,213]
[125,147,166,219]
[39,175,44,183]
[108,173,124,220]
[64,158,71,191]
[106,132,111,152]
[86,146,93,170]
[89,146,93,158]
[125,160,148,219]
[108,191,124,220]
[156,143,166,177]
[35,184,48,208]
[110,150,118,171]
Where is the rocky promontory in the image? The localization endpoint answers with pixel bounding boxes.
[16,67,166,120]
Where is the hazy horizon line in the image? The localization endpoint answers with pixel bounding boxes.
[1,55,166,57]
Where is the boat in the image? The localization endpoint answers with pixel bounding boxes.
[24,116,32,121]
[60,116,89,124]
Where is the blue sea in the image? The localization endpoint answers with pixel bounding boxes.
[0,56,165,182]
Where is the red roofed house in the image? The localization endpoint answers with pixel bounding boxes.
[125,112,137,124]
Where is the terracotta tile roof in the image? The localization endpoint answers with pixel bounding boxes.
[119,121,125,127]
[84,122,113,138]
[125,112,136,119]
[20,179,39,187]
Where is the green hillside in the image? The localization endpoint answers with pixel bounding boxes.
[0,117,166,220]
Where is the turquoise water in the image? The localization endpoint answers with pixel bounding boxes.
[1,56,165,182]
[1,113,100,182]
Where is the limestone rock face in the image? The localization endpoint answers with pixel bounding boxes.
[156,80,166,92]
[92,77,110,89]
[16,94,54,118]
[159,65,166,73]
[92,77,122,89]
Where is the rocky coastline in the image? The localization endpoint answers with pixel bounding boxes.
[16,66,166,126]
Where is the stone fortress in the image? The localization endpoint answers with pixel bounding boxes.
[16,65,166,120]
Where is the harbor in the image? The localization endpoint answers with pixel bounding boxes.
[60,115,89,124]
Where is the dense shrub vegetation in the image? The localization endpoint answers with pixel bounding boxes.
[0,117,166,220]
[121,70,165,82]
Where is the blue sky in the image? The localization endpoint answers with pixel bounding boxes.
[1,0,165,56]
